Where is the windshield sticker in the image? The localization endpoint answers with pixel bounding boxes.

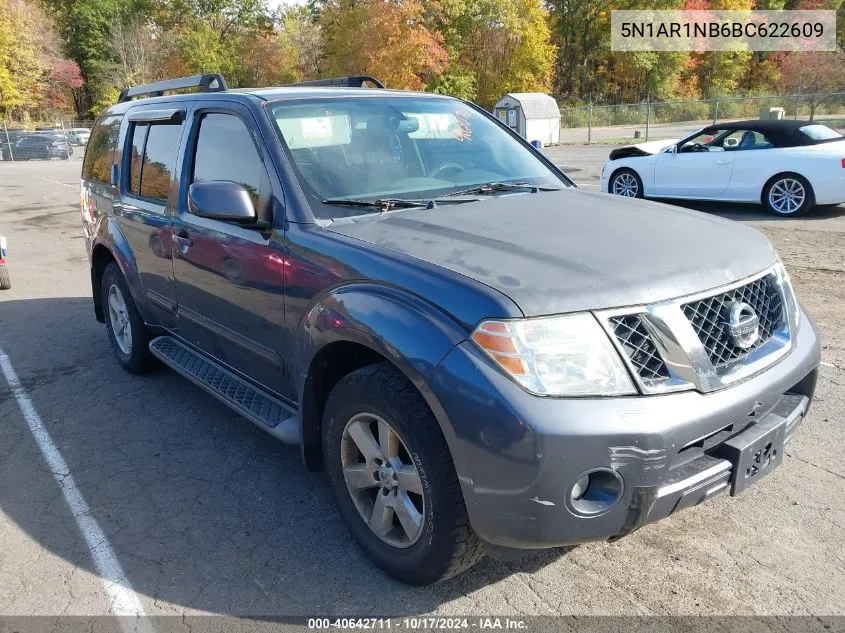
[301,117,332,139]
[276,115,351,149]
[455,108,472,142]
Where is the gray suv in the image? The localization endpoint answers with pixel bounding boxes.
[81,74,820,585]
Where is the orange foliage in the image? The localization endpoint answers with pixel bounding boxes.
[322,0,448,91]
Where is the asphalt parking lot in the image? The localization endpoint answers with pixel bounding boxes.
[0,150,844,620]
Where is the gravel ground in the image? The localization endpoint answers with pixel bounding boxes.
[0,151,843,621]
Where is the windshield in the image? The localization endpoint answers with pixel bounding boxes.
[268,96,567,219]
[799,124,842,141]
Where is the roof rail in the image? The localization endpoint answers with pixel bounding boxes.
[287,76,385,89]
[117,73,229,104]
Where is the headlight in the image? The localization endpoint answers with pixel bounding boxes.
[774,260,800,330]
[471,313,636,396]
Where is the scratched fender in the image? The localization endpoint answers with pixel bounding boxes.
[293,282,470,459]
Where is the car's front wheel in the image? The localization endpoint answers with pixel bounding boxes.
[323,363,484,585]
[762,173,813,216]
[101,262,158,373]
[609,168,643,198]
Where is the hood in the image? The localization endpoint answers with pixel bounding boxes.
[609,138,678,160]
[327,188,778,317]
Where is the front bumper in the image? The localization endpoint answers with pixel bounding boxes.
[429,308,820,549]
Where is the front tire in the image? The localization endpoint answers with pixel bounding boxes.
[609,168,644,198]
[0,265,10,290]
[101,262,157,373]
[762,173,813,216]
[323,363,484,585]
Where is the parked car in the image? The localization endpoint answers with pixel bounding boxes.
[13,133,72,160]
[68,127,91,145]
[601,120,845,216]
[82,74,820,585]
[0,234,9,290]
[0,129,28,161]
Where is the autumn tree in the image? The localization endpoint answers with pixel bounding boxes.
[280,5,322,80]
[779,51,845,118]
[319,0,447,90]
[0,0,78,120]
[0,0,52,116]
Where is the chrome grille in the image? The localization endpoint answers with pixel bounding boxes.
[682,274,783,372]
[609,315,670,384]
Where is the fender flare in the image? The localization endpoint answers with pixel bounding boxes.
[90,216,147,321]
[293,282,470,465]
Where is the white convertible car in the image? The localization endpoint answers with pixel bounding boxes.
[600,120,845,216]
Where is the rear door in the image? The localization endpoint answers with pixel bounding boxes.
[170,101,290,399]
[113,105,186,328]
[81,114,123,238]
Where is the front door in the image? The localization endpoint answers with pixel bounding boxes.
[653,129,736,198]
[171,103,290,399]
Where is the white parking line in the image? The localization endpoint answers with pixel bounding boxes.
[0,348,152,633]
[39,177,78,191]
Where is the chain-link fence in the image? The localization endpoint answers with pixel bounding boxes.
[1,119,95,162]
[559,93,845,145]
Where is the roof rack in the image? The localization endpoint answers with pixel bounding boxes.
[287,76,385,89]
[117,73,229,104]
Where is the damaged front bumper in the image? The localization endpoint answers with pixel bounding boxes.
[429,309,820,550]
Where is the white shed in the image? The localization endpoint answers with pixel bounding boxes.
[493,93,560,146]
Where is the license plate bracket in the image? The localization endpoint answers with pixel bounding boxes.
[716,416,787,496]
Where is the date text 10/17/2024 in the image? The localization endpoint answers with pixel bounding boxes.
[307,618,528,630]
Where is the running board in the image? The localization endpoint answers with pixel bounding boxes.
[149,336,300,445]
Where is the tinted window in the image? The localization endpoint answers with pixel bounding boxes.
[139,125,180,201]
[192,113,263,207]
[82,116,122,184]
[129,124,147,194]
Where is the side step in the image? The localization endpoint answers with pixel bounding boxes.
[149,336,300,445]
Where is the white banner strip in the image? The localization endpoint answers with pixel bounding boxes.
[611,10,837,52]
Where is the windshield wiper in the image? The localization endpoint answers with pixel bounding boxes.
[323,196,479,213]
[442,182,562,198]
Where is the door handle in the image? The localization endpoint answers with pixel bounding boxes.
[716,160,731,165]
[172,231,193,252]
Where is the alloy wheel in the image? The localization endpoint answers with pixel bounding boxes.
[612,172,639,197]
[340,413,425,548]
[768,178,805,215]
[107,284,133,355]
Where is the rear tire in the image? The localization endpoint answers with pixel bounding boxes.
[323,362,484,585]
[762,173,814,216]
[0,265,10,290]
[101,262,158,373]
[609,168,644,198]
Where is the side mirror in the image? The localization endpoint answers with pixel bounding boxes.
[667,144,678,154]
[188,181,257,224]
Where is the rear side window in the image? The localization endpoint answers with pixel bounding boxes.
[192,113,263,208]
[127,122,182,203]
[82,116,122,185]
[128,124,147,194]
[140,125,181,200]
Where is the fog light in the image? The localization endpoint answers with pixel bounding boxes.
[571,475,590,500]
[567,468,624,517]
